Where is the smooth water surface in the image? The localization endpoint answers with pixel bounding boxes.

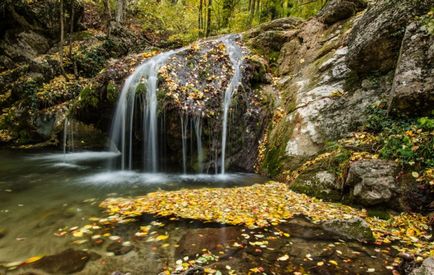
[0,149,266,264]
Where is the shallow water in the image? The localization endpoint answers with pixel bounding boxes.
[0,149,266,263]
[0,150,398,274]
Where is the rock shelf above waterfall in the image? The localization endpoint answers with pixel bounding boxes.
[109,35,272,173]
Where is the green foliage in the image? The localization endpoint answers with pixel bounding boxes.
[132,0,327,45]
[422,8,434,34]
[75,46,108,77]
[365,104,434,169]
[79,86,99,108]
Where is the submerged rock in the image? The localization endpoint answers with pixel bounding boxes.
[27,248,92,274]
[0,226,7,238]
[321,217,375,243]
[388,21,434,116]
[345,159,400,207]
[106,241,134,256]
[176,227,241,257]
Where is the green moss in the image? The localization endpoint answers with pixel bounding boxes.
[367,208,391,220]
[290,180,342,202]
[79,86,99,108]
[106,81,118,103]
[262,117,295,177]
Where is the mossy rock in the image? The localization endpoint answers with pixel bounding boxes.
[290,170,342,201]
[321,217,375,243]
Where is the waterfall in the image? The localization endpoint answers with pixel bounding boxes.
[63,118,74,159]
[110,35,244,174]
[110,50,180,171]
[180,114,188,174]
[193,115,204,174]
[220,36,244,174]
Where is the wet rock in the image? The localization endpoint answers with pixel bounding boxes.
[62,207,76,219]
[411,257,434,275]
[388,21,434,116]
[106,242,134,256]
[156,36,272,172]
[318,0,367,25]
[345,159,400,206]
[347,0,432,73]
[28,248,91,274]
[277,216,331,240]
[171,266,205,275]
[321,217,375,243]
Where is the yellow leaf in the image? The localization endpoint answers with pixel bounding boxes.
[24,256,43,264]
[156,234,169,241]
[329,260,338,266]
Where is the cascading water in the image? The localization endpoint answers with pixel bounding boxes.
[220,36,244,174]
[110,34,244,174]
[110,50,181,171]
[63,118,74,157]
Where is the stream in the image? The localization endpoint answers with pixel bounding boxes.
[0,150,398,274]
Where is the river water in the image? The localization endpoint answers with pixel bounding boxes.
[0,150,397,274]
[0,150,264,263]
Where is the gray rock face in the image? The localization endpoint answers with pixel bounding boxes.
[388,21,434,116]
[346,159,399,206]
[411,257,434,275]
[318,0,367,25]
[321,217,375,243]
[347,0,432,73]
[244,17,303,56]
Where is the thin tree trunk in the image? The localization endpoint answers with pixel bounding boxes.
[69,1,78,78]
[255,0,260,18]
[59,0,68,80]
[103,0,112,37]
[249,0,255,24]
[115,0,124,23]
[198,0,203,36]
[68,1,74,57]
[205,0,211,37]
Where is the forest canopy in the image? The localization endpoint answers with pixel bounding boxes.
[94,0,328,44]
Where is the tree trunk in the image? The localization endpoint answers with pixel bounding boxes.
[68,1,74,57]
[198,0,203,36]
[115,0,124,24]
[221,0,232,28]
[59,0,68,80]
[205,0,212,37]
[103,0,112,37]
[249,0,255,24]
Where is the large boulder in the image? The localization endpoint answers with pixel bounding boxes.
[318,0,367,25]
[388,21,434,116]
[345,159,400,207]
[156,36,272,172]
[244,17,303,59]
[347,0,432,74]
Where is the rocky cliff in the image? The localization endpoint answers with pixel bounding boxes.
[248,0,434,211]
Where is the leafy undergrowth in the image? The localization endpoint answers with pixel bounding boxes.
[100,182,433,259]
[365,104,434,186]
